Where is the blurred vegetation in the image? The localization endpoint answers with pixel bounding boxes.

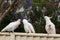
[0,0,60,33]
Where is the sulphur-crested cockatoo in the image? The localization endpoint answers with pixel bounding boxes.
[1,19,21,32]
[44,16,56,34]
[22,19,35,33]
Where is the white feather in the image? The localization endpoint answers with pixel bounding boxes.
[44,16,56,34]
[23,19,35,33]
[1,19,21,32]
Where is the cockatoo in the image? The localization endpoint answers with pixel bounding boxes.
[1,19,21,32]
[22,19,35,33]
[44,16,56,34]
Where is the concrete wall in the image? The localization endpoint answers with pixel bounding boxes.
[0,32,60,40]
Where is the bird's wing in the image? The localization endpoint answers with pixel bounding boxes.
[6,22,15,28]
[1,22,15,31]
[47,23,55,30]
[48,25,51,29]
[28,23,35,33]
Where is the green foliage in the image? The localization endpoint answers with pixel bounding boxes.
[0,0,60,33]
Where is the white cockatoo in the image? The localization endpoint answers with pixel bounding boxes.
[22,19,35,33]
[44,16,56,34]
[1,19,21,32]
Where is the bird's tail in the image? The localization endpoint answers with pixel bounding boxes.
[1,29,4,32]
[31,27,35,33]
[1,28,6,32]
[32,29,35,33]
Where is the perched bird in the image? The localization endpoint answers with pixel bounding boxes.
[1,19,21,32]
[22,19,35,33]
[44,16,56,34]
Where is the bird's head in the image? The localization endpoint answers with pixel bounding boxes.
[17,19,21,22]
[22,19,28,24]
[44,16,52,20]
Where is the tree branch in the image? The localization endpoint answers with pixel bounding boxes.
[0,0,17,23]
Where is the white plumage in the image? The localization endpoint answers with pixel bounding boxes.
[22,19,35,33]
[44,16,56,34]
[1,19,21,32]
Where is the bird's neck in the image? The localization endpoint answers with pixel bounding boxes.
[45,19,52,24]
[24,22,28,24]
[16,21,20,23]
